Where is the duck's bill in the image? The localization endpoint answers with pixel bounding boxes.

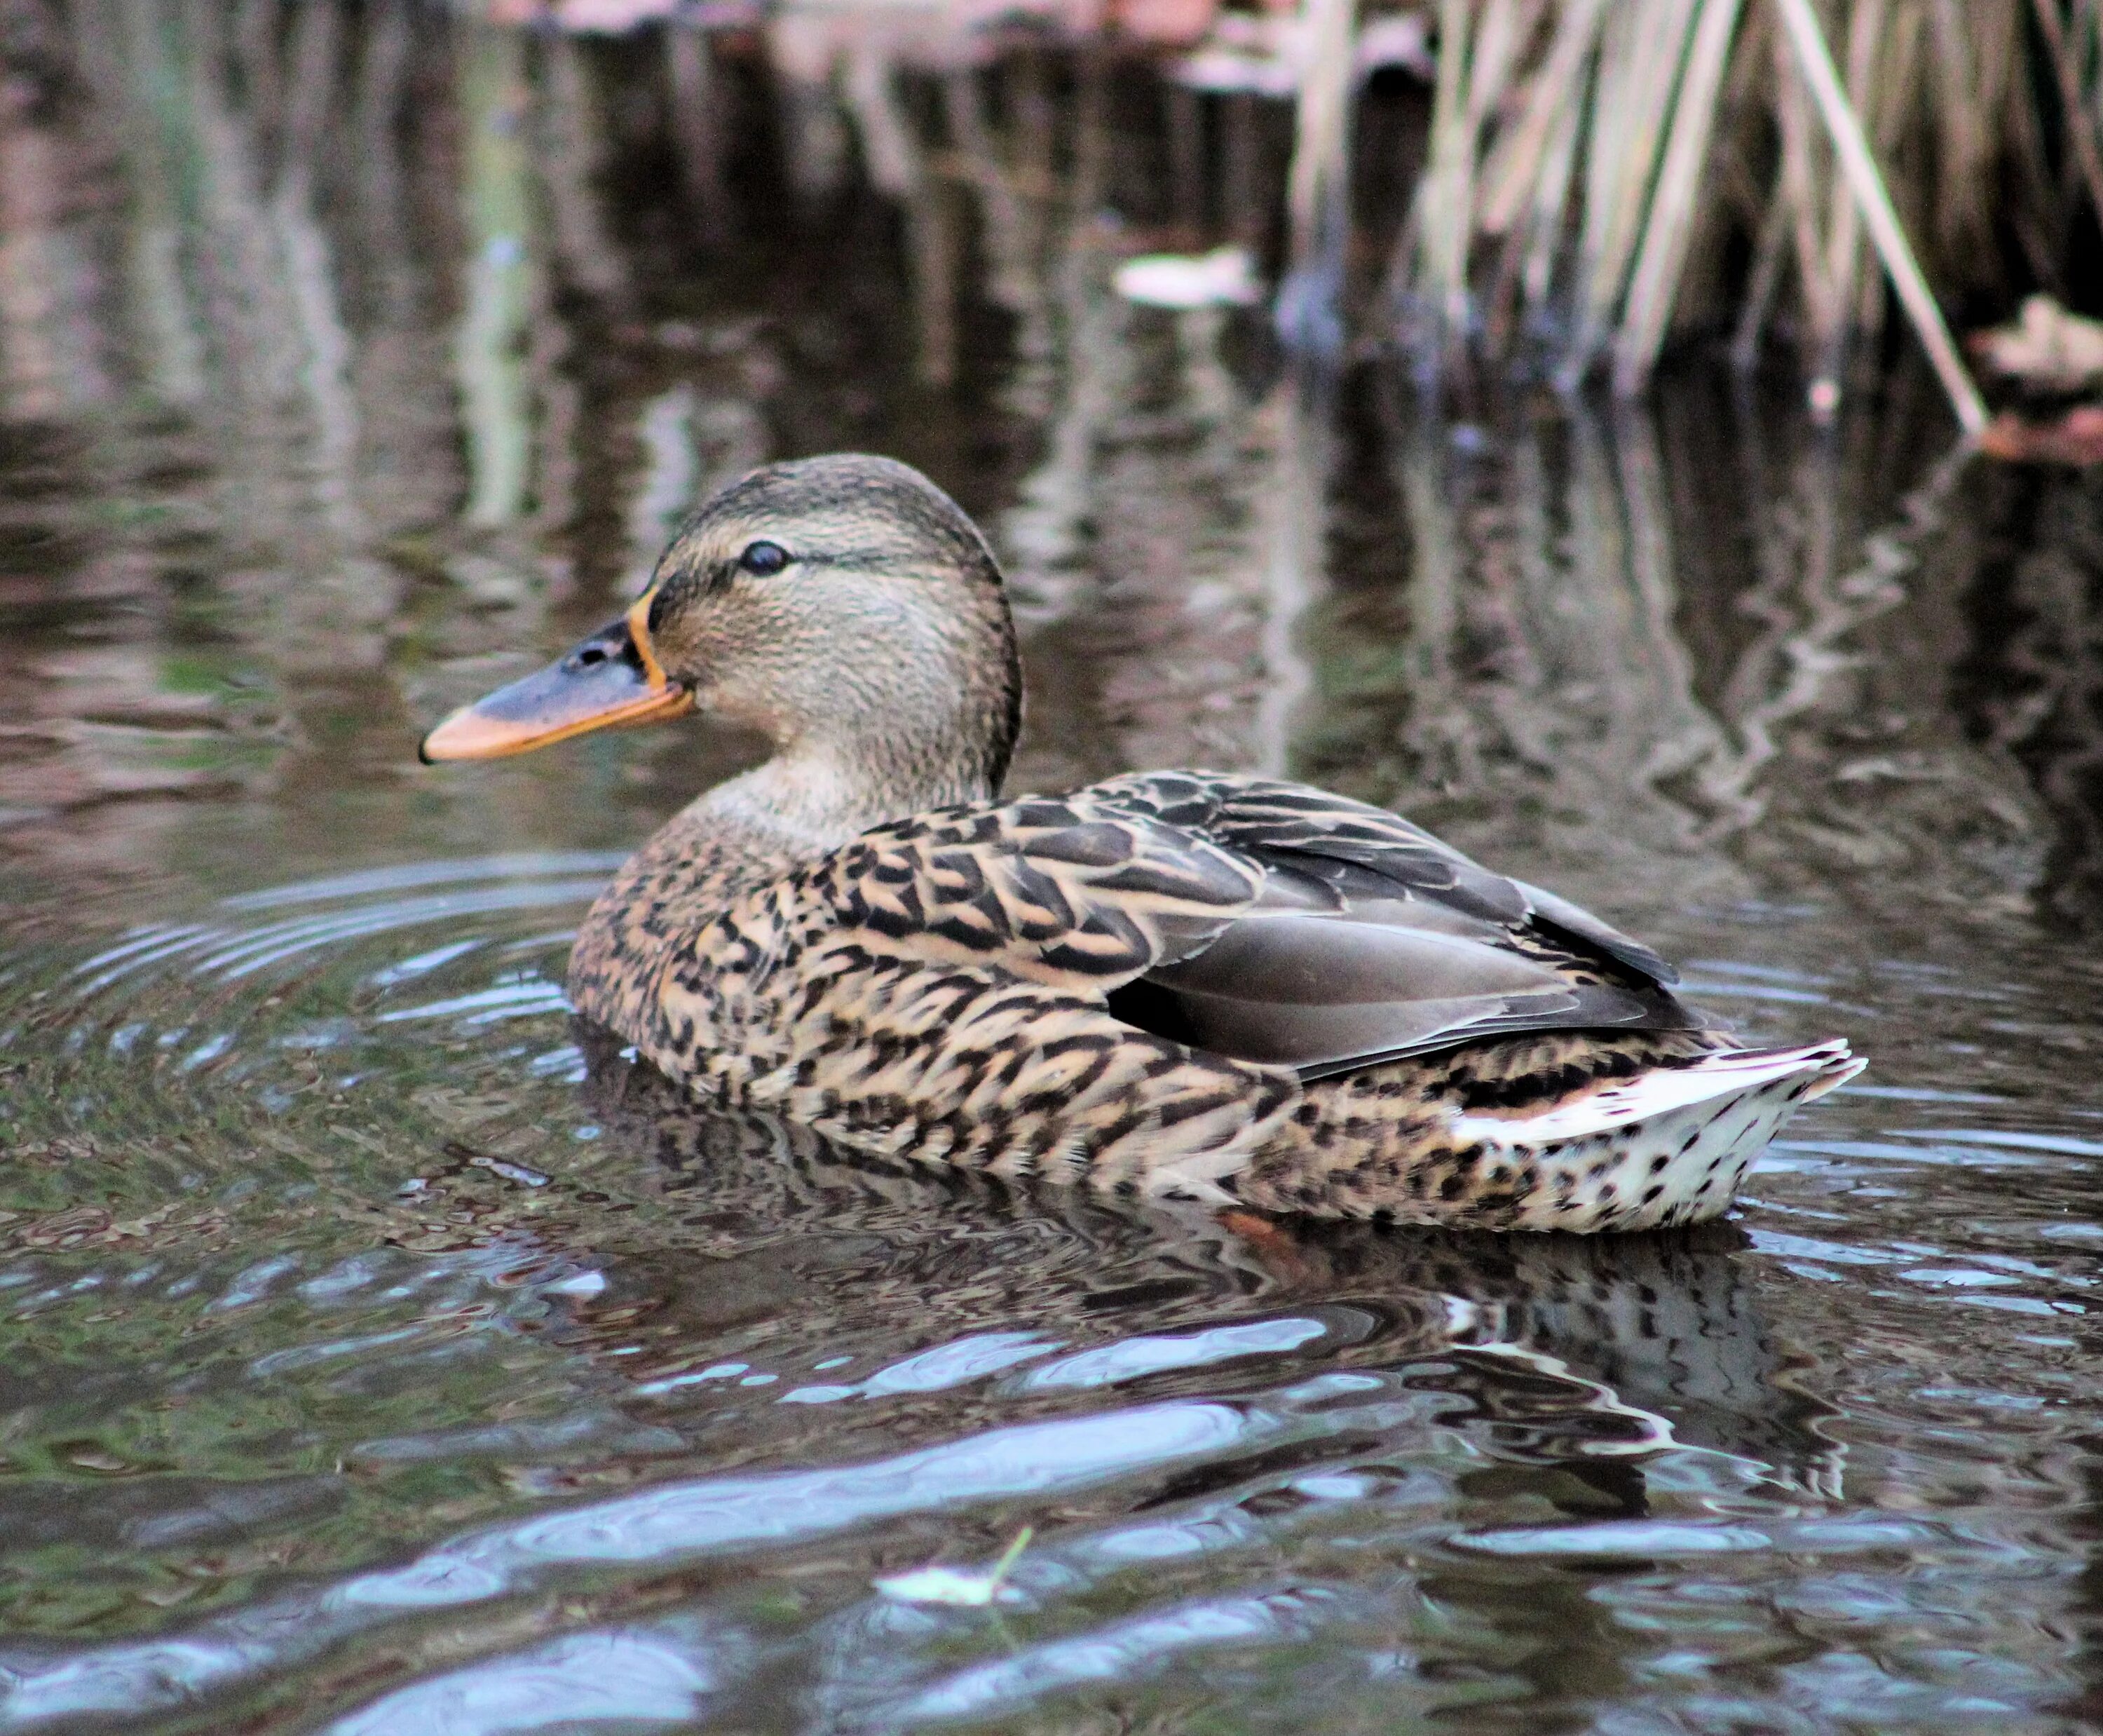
[418,597,692,763]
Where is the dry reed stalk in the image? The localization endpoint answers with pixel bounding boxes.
[2032,0,2103,232]
[1772,0,1988,433]
[2086,0,2103,224]
[1612,0,1745,395]
[1519,65,1581,312]
[2082,0,2103,107]
[2001,2,2067,284]
[1477,0,1601,237]
[1413,0,1476,346]
[1379,0,2100,395]
[1709,1,1775,226]
[1816,0,1882,372]
[1400,0,1553,359]
[1858,1,1923,335]
[1450,0,1541,334]
[1277,0,1358,353]
[1924,0,2004,265]
[1729,181,1789,372]
[1770,18,1838,363]
[1560,1,1634,369]
[1558,0,1696,391]
[1285,0,1357,270]
[1464,0,1541,151]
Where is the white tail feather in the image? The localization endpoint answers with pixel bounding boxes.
[1450,1039,1863,1230]
[1452,1040,1862,1148]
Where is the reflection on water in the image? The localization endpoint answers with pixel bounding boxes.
[1,6,2102,1732]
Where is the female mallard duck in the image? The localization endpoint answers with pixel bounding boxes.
[421,454,1860,1231]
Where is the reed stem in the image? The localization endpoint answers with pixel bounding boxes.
[1771,0,1988,435]
[1613,0,1746,395]
[2030,0,2103,233]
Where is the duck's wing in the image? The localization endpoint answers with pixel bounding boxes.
[1092,771,1676,984]
[1087,772,1704,1079]
[805,774,1701,1081]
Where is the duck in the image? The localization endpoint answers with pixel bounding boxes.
[420,453,1861,1231]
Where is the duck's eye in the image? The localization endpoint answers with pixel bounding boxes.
[737,540,789,576]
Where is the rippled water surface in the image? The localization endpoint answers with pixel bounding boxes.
[4,12,2103,1733]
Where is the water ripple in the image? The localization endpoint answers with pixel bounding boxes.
[322,1624,729,1736]
[0,1402,1270,1726]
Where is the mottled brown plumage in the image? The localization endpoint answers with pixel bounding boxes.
[425,454,1863,1231]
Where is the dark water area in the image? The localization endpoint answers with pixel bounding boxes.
[4,8,2103,1732]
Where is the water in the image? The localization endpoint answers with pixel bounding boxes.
[3,11,2103,1732]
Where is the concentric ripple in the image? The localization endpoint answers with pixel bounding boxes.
[8,853,624,1148]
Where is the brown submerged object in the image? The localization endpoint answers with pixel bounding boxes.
[422,454,1862,1230]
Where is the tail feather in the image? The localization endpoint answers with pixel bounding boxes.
[1452,1039,1861,1148]
[1448,1038,1863,1231]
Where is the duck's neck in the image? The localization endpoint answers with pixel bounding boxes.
[696,740,992,853]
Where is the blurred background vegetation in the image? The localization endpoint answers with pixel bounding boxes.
[0,0,2099,919]
[12,0,2103,421]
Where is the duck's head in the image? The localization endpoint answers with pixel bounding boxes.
[421,454,1021,816]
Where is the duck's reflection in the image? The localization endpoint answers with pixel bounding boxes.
[576,1036,1839,1498]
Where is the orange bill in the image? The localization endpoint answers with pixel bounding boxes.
[419,593,692,763]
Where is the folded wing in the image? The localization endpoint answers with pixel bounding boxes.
[810,771,1705,1079]
[1092,772,1704,1078]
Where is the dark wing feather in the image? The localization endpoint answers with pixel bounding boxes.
[1093,770,1530,925]
[1089,772,1702,1078]
[1509,877,1678,986]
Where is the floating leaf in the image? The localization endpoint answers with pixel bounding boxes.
[1971,295,2103,394]
[1113,247,1262,310]
[874,1526,1035,1606]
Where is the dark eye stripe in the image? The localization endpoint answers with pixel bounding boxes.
[738,541,789,576]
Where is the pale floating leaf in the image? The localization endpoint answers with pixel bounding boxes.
[873,1526,1035,1606]
[1113,247,1263,310]
[1972,295,2103,394]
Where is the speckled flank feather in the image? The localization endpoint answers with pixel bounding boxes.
[472,453,1865,1233]
[1238,1035,1861,1230]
